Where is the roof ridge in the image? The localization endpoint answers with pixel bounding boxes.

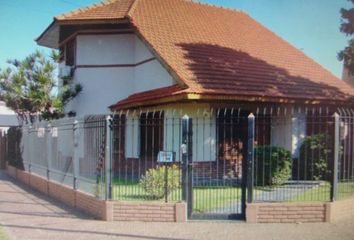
[187,0,244,14]
[55,0,125,20]
[126,0,139,18]
[55,1,106,20]
[55,0,245,22]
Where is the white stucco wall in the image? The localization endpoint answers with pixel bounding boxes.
[271,115,292,152]
[271,113,306,158]
[66,67,135,117]
[0,101,17,128]
[64,34,175,116]
[134,36,153,63]
[163,107,217,162]
[192,115,217,162]
[125,113,139,159]
[134,60,174,93]
[77,34,135,65]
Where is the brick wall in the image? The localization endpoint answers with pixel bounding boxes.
[6,166,106,220]
[6,166,186,222]
[7,165,354,224]
[329,198,354,222]
[75,190,106,219]
[48,181,76,207]
[112,202,185,222]
[246,200,354,223]
[246,203,328,223]
[29,174,49,195]
[16,169,30,185]
[7,165,17,178]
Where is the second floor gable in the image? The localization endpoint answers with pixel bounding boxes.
[61,33,157,68]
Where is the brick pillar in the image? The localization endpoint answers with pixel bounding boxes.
[246,204,258,223]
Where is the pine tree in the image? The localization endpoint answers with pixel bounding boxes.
[338,0,354,75]
[0,50,81,125]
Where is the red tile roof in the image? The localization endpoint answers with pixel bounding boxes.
[110,85,187,109]
[55,0,135,21]
[44,0,354,108]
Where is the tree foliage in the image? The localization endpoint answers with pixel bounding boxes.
[0,50,81,125]
[338,0,354,75]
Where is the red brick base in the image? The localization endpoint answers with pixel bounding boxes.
[112,201,186,222]
[9,164,353,224]
[246,199,354,223]
[6,165,186,222]
[246,203,328,223]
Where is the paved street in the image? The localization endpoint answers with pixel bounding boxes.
[0,171,353,240]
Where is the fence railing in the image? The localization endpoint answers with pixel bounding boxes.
[10,116,107,199]
[249,109,336,203]
[5,107,354,208]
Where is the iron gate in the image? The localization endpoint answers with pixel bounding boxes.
[181,111,249,220]
[110,110,250,220]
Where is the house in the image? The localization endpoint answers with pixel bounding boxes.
[0,101,17,132]
[35,0,354,218]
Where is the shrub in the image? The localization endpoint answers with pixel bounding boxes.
[298,134,331,181]
[140,164,180,199]
[255,145,292,186]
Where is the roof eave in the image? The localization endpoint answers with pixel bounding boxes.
[36,18,130,49]
[36,20,60,49]
[109,93,189,111]
[110,93,352,111]
[54,17,130,25]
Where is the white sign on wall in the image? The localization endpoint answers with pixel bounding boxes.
[157,151,175,163]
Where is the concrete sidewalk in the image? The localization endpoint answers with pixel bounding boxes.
[0,171,353,240]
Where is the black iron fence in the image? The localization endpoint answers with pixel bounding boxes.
[6,117,108,199]
[337,109,354,200]
[5,106,354,219]
[249,108,338,203]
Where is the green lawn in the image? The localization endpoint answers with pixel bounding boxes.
[338,181,354,199]
[112,179,242,213]
[0,227,9,240]
[192,186,242,213]
[111,178,354,213]
[112,179,182,201]
[113,184,242,213]
[289,182,331,202]
[290,181,354,202]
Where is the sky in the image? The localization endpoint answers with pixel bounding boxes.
[0,0,352,78]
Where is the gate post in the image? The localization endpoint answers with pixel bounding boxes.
[181,114,192,218]
[105,115,113,200]
[72,120,79,190]
[331,112,340,201]
[28,126,32,173]
[247,113,255,204]
[46,124,52,180]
